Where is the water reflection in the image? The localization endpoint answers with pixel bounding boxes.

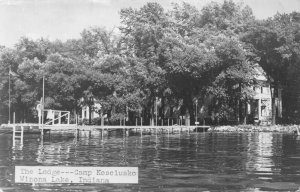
[36,138,75,165]
[246,133,282,179]
[0,131,299,191]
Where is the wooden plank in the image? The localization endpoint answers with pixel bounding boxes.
[42,125,210,131]
[3,123,210,132]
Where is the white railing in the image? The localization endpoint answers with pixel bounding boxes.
[44,110,70,125]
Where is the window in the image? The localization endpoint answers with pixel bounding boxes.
[261,87,269,94]
[254,86,261,93]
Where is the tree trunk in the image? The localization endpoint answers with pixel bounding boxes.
[239,99,243,124]
[236,97,240,124]
[271,97,276,125]
[238,83,242,124]
[184,94,195,125]
[189,106,195,125]
[73,109,77,124]
[160,96,165,120]
[243,101,247,124]
[270,82,277,125]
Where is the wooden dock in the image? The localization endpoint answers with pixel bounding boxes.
[1,123,210,132]
[1,123,211,147]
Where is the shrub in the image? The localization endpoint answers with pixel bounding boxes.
[81,117,102,125]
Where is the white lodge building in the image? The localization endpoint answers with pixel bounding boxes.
[249,64,282,125]
[81,101,101,120]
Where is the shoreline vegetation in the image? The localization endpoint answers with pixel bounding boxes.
[210,125,300,134]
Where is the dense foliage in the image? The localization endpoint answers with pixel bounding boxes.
[1,1,300,125]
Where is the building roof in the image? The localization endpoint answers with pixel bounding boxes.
[254,64,273,82]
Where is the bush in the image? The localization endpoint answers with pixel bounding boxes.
[81,117,102,125]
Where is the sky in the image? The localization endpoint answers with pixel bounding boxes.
[1,0,300,47]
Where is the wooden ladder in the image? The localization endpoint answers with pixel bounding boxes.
[13,125,24,147]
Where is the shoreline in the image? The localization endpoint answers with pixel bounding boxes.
[1,124,299,135]
[209,125,299,134]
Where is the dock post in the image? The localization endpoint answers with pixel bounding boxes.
[140,128,142,137]
[12,125,15,147]
[75,128,78,139]
[168,118,169,126]
[41,124,44,137]
[102,127,104,138]
[38,112,41,125]
[68,112,70,124]
[59,111,61,124]
[40,130,44,145]
[21,126,24,144]
[74,128,77,138]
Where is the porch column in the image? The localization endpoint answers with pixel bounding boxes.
[258,98,261,120]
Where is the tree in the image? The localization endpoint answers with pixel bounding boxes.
[43,53,86,112]
[0,48,21,123]
[157,1,256,124]
[15,37,53,62]
[120,2,169,124]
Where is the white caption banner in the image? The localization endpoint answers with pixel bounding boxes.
[15,166,138,184]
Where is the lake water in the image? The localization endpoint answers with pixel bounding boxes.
[0,130,300,191]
